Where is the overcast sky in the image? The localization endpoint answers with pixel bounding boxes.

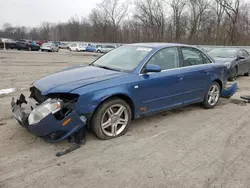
[0,0,103,28]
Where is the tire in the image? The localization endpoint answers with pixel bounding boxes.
[244,69,250,76]
[41,49,44,52]
[228,67,237,81]
[202,82,221,109]
[91,98,132,140]
[28,46,32,51]
[97,50,101,53]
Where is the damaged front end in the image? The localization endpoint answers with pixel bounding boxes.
[11,87,87,143]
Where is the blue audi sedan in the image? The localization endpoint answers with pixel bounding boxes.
[11,43,228,143]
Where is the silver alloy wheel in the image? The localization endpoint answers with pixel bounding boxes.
[101,104,129,137]
[208,84,220,106]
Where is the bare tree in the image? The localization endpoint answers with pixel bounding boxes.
[134,0,165,41]
[211,0,226,44]
[89,8,111,42]
[169,0,186,42]
[188,0,210,43]
[215,0,240,45]
[97,0,129,42]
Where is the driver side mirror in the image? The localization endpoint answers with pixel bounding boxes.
[237,55,245,60]
[143,64,161,73]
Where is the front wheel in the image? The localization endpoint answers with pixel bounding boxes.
[91,98,132,140]
[202,82,221,109]
[244,69,250,76]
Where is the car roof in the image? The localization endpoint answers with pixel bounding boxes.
[127,43,190,49]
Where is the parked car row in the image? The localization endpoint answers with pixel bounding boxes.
[0,38,64,52]
[68,43,116,53]
[0,38,119,54]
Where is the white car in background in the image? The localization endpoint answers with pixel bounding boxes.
[41,43,59,52]
[96,45,116,53]
[69,43,88,52]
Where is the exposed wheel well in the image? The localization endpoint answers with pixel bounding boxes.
[235,66,238,72]
[213,79,222,90]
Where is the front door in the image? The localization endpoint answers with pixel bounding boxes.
[136,47,184,115]
[238,49,250,74]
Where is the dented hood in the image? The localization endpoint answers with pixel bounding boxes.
[33,66,124,95]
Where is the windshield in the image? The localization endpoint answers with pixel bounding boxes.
[93,46,152,71]
[208,48,237,58]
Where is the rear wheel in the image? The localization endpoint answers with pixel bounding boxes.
[28,46,32,51]
[91,98,132,140]
[202,82,221,109]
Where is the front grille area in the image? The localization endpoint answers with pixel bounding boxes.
[30,87,47,104]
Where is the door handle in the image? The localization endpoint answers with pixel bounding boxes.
[177,75,183,81]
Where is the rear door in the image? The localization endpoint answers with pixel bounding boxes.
[178,47,213,104]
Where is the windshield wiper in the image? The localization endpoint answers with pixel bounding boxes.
[93,64,121,72]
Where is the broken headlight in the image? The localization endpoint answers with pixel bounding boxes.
[28,99,62,125]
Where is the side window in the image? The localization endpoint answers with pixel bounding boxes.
[202,54,212,64]
[181,47,204,66]
[238,50,244,57]
[243,50,249,57]
[147,47,179,70]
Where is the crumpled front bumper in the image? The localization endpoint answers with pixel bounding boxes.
[11,95,86,143]
[221,82,238,99]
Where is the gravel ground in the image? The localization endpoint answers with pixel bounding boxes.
[1,50,250,188]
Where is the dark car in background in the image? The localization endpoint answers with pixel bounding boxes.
[208,48,250,80]
[16,39,40,51]
[6,39,17,49]
[0,38,16,49]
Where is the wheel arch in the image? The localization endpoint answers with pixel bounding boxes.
[91,93,135,121]
[213,79,223,91]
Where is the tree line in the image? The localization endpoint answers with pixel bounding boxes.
[1,0,250,45]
